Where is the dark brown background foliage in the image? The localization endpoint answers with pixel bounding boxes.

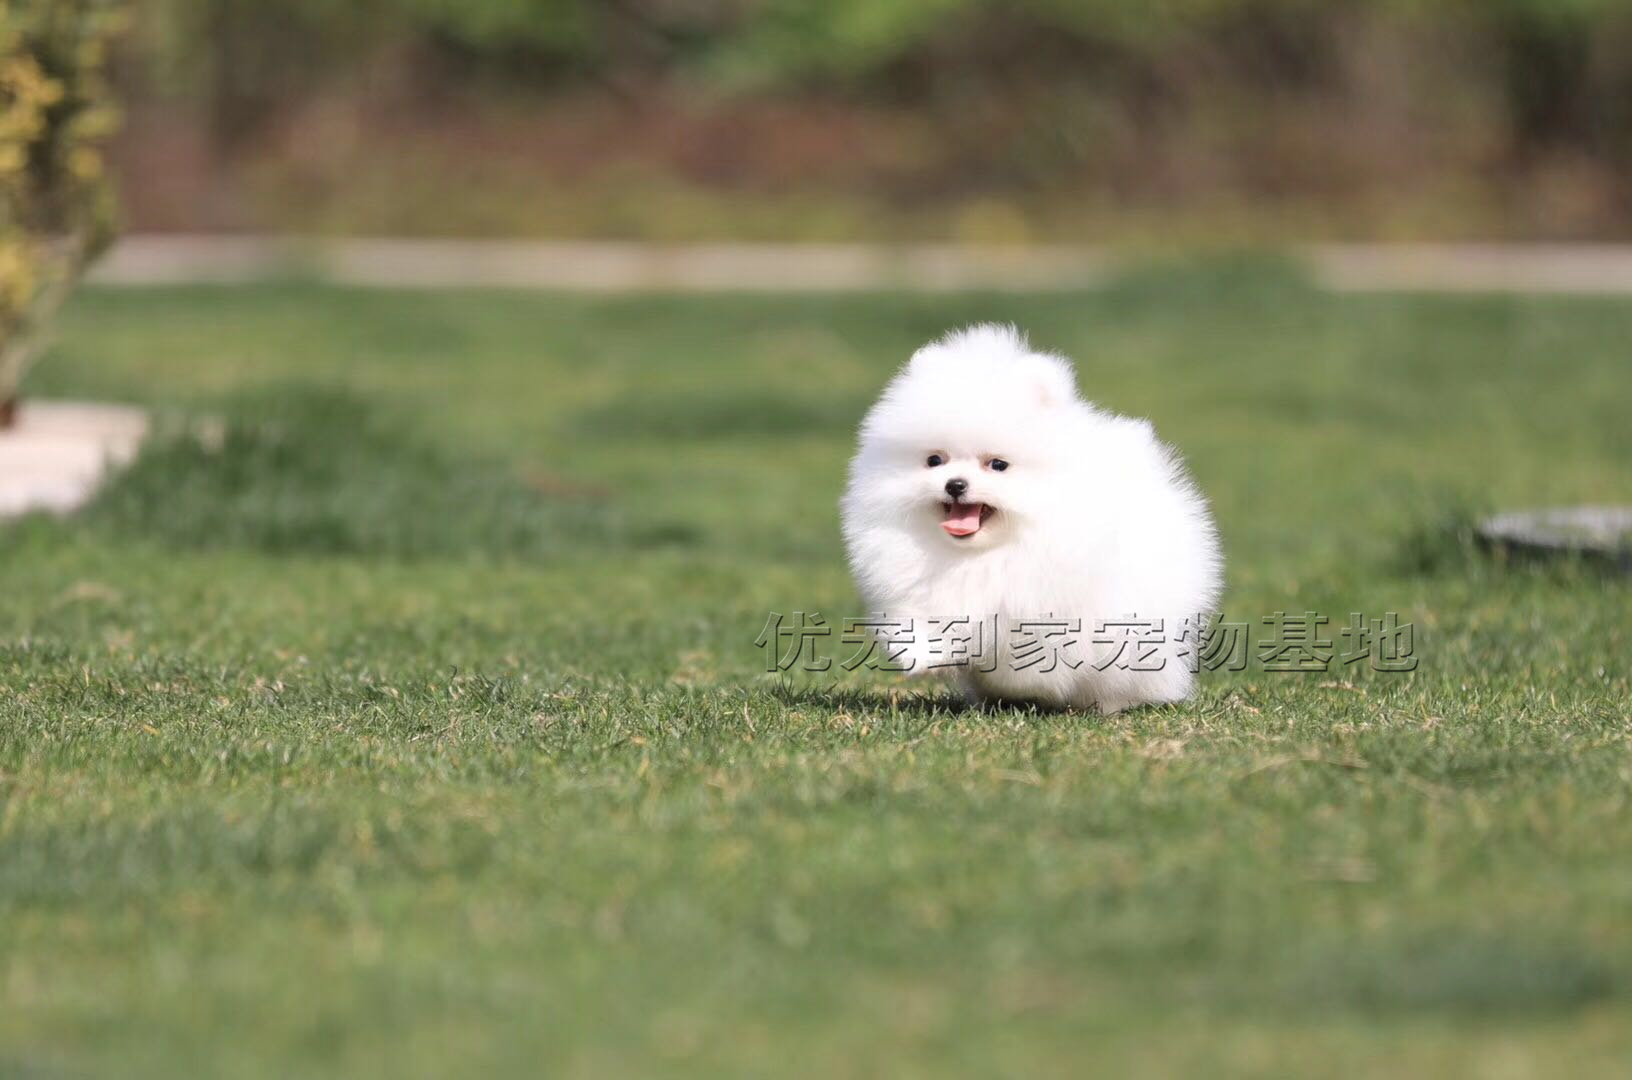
[113,0,1632,241]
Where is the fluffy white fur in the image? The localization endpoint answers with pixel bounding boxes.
[840,324,1223,714]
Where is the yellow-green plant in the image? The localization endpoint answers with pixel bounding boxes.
[0,0,123,421]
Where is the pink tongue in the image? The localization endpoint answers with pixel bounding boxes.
[941,502,985,536]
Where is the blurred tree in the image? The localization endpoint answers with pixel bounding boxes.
[0,0,125,423]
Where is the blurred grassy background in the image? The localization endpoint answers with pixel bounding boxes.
[112,0,1632,242]
[3,266,1630,1075]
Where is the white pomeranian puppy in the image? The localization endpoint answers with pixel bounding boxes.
[840,324,1223,714]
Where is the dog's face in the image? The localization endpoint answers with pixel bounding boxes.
[921,448,1010,543]
[863,442,1034,550]
[845,326,1082,552]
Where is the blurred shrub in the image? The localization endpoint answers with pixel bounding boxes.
[0,0,124,414]
[137,0,1632,154]
[135,0,1632,92]
[143,0,595,144]
[125,0,1632,238]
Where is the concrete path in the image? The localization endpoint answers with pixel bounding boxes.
[1314,244,1632,294]
[89,237,1110,292]
[0,402,148,518]
[86,236,1632,294]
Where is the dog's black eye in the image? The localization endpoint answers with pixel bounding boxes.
[989,458,1009,472]
[926,454,945,468]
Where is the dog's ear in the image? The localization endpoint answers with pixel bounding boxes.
[1029,354,1080,408]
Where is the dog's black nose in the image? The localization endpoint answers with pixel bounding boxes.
[944,478,968,499]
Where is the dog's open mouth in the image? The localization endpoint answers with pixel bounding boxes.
[941,501,995,538]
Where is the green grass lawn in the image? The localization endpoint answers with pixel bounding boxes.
[3,265,1630,1077]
